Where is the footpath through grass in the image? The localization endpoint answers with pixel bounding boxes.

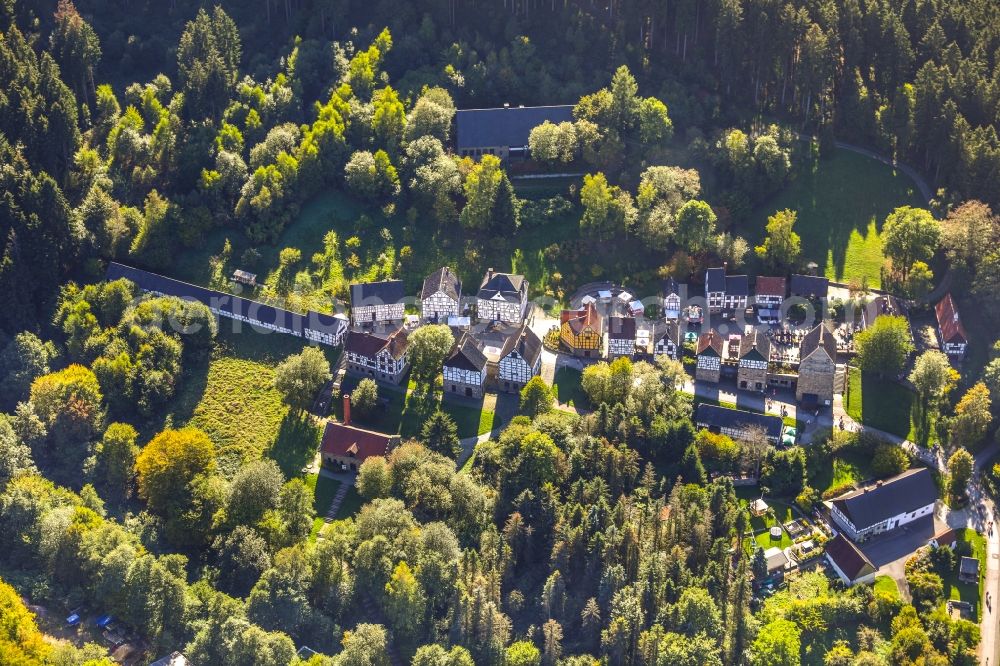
[748,148,925,288]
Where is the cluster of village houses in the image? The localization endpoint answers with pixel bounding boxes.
[104,100,976,595]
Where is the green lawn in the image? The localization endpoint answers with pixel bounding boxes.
[305,473,340,539]
[810,449,874,496]
[873,575,900,599]
[845,367,928,443]
[748,148,925,287]
[942,528,987,620]
[739,495,797,551]
[335,486,364,519]
[336,377,493,440]
[162,327,333,477]
[552,367,589,409]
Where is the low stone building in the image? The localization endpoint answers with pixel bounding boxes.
[320,396,398,472]
[796,322,837,406]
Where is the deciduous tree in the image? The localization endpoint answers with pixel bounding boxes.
[854,315,914,378]
[882,206,940,280]
[273,347,331,410]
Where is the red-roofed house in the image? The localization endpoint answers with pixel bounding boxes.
[935,293,968,359]
[321,396,398,471]
[825,534,877,586]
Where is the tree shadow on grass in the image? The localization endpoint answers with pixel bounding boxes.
[140,349,212,442]
[268,411,322,478]
[400,385,443,439]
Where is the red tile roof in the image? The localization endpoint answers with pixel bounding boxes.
[825,533,876,581]
[755,276,787,297]
[935,293,968,345]
[320,420,394,461]
[697,329,724,356]
[561,302,602,334]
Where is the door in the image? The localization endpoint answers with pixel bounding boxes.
[465,387,472,397]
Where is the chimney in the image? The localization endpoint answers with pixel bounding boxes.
[342,394,351,426]
[486,267,494,282]
[503,102,510,109]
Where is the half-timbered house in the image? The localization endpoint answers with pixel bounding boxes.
[477,268,529,323]
[443,332,488,398]
[421,267,462,322]
[350,280,406,325]
[607,316,637,358]
[344,327,410,384]
[560,302,603,358]
[696,329,724,383]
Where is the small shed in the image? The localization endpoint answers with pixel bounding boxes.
[231,269,257,286]
[750,498,769,517]
[764,546,790,573]
[959,556,980,583]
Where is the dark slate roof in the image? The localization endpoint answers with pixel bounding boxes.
[755,276,787,297]
[421,267,462,301]
[825,534,876,581]
[739,329,771,361]
[790,274,829,298]
[935,293,968,345]
[104,262,347,339]
[654,321,682,346]
[504,324,542,366]
[445,332,488,372]
[726,275,749,297]
[960,556,979,577]
[455,105,575,150]
[608,316,637,340]
[697,329,724,356]
[350,280,406,307]
[662,278,681,297]
[694,404,783,440]
[832,468,938,531]
[705,267,726,293]
[344,328,408,360]
[799,322,837,361]
[478,270,527,303]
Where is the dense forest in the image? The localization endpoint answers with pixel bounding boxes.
[1,0,1000,664]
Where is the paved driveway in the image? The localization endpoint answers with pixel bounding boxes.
[860,515,939,568]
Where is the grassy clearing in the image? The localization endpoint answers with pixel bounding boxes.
[844,368,927,442]
[163,327,335,477]
[874,575,900,599]
[748,148,925,288]
[552,367,589,409]
[941,528,987,620]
